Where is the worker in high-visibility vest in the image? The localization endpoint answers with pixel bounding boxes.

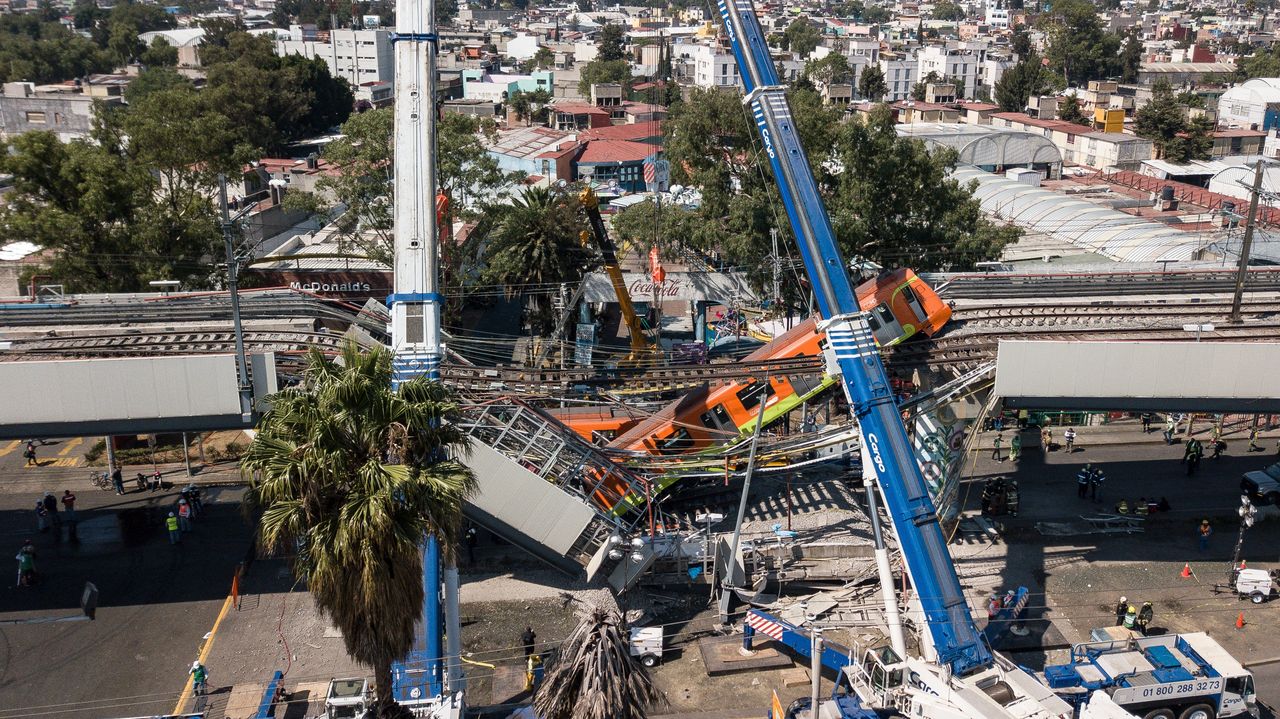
[166,512,181,544]
[525,652,543,691]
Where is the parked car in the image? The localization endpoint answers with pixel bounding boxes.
[1241,462,1280,506]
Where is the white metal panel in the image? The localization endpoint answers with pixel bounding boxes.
[0,355,241,424]
[995,341,1280,401]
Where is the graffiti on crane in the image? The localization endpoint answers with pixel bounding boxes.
[912,402,971,519]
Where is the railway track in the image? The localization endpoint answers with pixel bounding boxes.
[934,267,1280,299]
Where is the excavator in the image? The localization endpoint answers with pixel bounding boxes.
[579,186,661,366]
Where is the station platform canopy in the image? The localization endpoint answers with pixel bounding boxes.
[954,166,1205,263]
[995,340,1280,412]
[897,123,1063,177]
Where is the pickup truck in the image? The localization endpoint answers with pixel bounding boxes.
[1241,462,1280,506]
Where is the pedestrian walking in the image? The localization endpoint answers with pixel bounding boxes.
[41,492,60,528]
[1137,602,1154,636]
[1089,466,1105,503]
[1164,416,1176,444]
[1212,439,1226,460]
[1076,464,1092,499]
[24,441,36,466]
[149,470,162,493]
[34,501,49,533]
[1010,433,1022,461]
[991,433,1003,461]
[190,661,208,696]
[1198,519,1212,550]
[1041,426,1052,452]
[15,541,36,587]
[1115,498,1130,514]
[1141,413,1152,433]
[1249,428,1261,452]
[1114,596,1128,626]
[61,490,77,523]
[177,499,192,532]
[1064,427,1077,453]
[1211,423,1222,444]
[111,466,124,495]
[166,512,181,544]
[1186,438,1203,475]
[521,626,537,657]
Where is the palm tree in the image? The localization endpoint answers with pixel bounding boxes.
[481,185,589,334]
[533,608,664,719]
[242,341,476,716]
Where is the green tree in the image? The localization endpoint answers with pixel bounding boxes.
[857,63,887,101]
[1057,94,1089,125]
[1236,44,1280,81]
[202,32,353,153]
[533,608,663,719]
[804,52,853,87]
[286,109,514,263]
[862,5,890,23]
[0,14,113,83]
[140,37,178,67]
[1042,0,1122,85]
[1134,80,1212,161]
[508,88,553,125]
[125,66,193,103]
[783,17,822,56]
[481,186,590,333]
[827,104,1018,270]
[597,22,626,62]
[243,342,476,716]
[1118,27,1143,83]
[994,55,1049,112]
[611,200,699,254]
[933,0,966,21]
[1011,25,1033,59]
[911,71,940,101]
[579,58,632,94]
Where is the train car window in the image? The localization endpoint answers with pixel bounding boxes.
[875,303,896,325]
[700,405,733,431]
[658,428,694,454]
[736,381,776,411]
[900,284,927,323]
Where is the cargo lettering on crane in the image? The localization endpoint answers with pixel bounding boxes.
[866,433,887,473]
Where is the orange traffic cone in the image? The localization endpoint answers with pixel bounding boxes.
[1236,612,1245,629]
[1181,563,1192,578]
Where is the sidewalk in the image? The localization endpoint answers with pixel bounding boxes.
[971,416,1280,452]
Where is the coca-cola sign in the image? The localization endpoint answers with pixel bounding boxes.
[582,271,758,303]
[628,278,684,298]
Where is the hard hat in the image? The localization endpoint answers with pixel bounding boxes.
[192,660,201,670]
[1120,596,1127,603]
[179,499,187,504]
[1201,519,1210,525]
[169,512,176,517]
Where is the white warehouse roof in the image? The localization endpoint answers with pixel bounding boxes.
[954,165,1203,263]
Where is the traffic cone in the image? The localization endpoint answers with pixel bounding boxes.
[1181,562,1192,578]
[1236,612,1245,629]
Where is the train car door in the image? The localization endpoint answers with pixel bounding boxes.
[866,302,904,346]
[898,283,928,326]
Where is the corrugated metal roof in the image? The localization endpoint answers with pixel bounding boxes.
[956,165,1204,262]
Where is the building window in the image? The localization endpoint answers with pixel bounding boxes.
[25,111,46,123]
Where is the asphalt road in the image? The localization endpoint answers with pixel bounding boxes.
[0,466,252,719]
[1253,661,1280,718]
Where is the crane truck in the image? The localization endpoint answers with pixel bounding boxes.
[1043,632,1257,719]
[580,186,660,366]
[714,0,1074,715]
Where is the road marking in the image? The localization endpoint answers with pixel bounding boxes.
[171,594,234,715]
[25,457,81,468]
[0,440,19,457]
[57,438,83,457]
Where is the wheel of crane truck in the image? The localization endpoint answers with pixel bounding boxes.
[1142,710,1175,719]
[1178,704,1215,719]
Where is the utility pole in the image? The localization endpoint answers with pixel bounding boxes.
[1230,159,1264,324]
[218,175,253,422]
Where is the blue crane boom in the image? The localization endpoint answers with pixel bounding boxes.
[715,0,993,677]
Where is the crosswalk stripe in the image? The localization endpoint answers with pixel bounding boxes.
[0,440,19,457]
[23,457,81,468]
[57,437,84,457]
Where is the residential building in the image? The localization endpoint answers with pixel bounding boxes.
[985,2,1010,29]
[549,101,612,131]
[461,69,554,102]
[575,139,655,192]
[679,42,738,89]
[918,44,980,100]
[276,26,395,85]
[1210,129,1266,158]
[486,126,577,183]
[880,51,918,102]
[1217,77,1280,130]
[354,81,393,108]
[990,111,1154,169]
[846,38,881,98]
[1137,61,1236,86]
[0,82,119,142]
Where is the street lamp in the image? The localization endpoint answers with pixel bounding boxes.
[1230,495,1257,582]
[608,534,646,621]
